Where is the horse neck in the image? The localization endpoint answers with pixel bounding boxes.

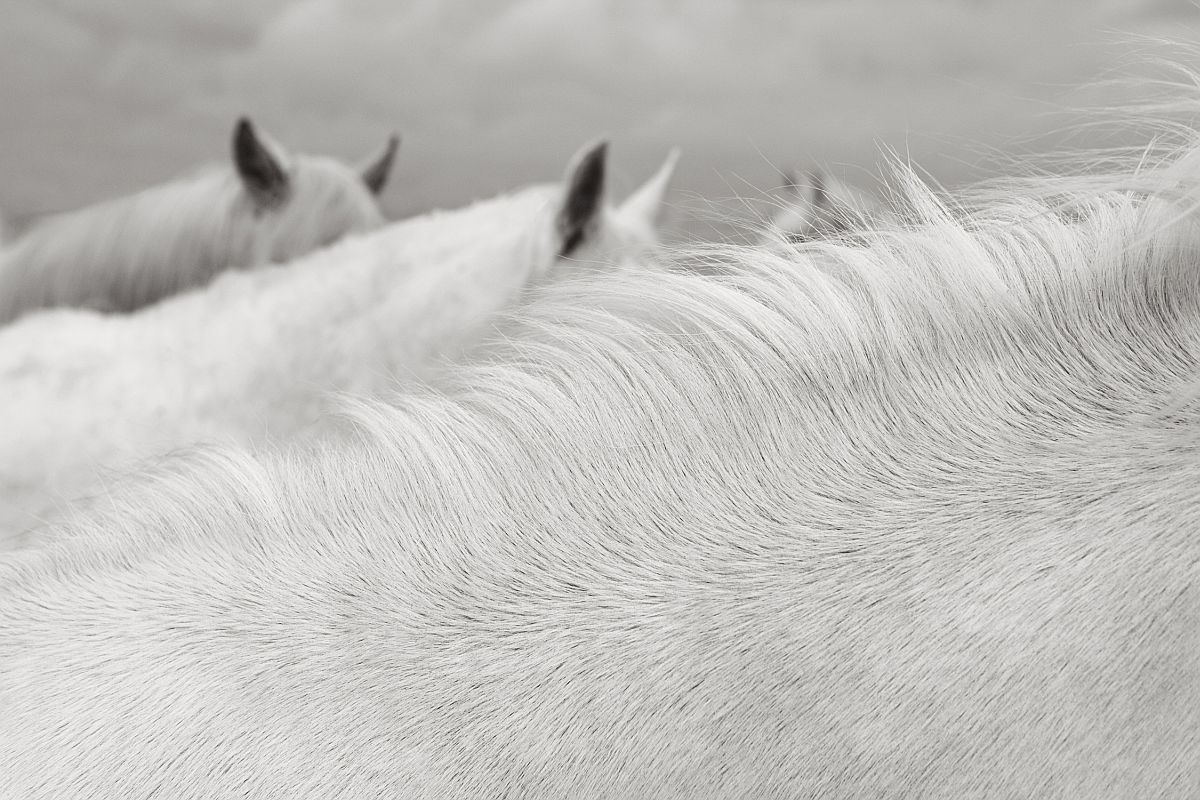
[0,170,253,320]
[351,188,560,382]
[153,190,549,432]
[351,192,1200,538]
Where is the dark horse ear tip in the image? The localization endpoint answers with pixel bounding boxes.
[232,116,289,208]
[570,138,609,168]
[572,139,609,183]
[567,138,609,193]
[233,118,262,158]
[361,133,402,195]
[377,133,400,157]
[585,139,609,159]
[556,138,610,259]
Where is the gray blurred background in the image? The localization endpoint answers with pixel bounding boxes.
[2,0,1197,241]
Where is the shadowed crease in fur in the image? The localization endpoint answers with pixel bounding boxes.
[0,120,397,325]
[4,99,1200,799]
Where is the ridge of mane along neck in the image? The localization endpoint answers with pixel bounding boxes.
[0,168,264,320]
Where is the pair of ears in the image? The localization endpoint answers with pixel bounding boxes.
[233,117,400,208]
[555,140,681,258]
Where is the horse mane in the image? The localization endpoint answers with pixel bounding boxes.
[0,170,245,317]
[19,131,1200,573]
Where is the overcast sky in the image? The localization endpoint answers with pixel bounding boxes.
[2,0,1197,237]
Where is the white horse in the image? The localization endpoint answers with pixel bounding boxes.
[0,140,680,550]
[0,118,399,325]
[5,125,1200,798]
[763,168,895,244]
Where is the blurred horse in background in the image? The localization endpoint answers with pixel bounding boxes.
[3,80,1199,797]
[0,140,679,549]
[763,167,895,244]
[0,118,399,325]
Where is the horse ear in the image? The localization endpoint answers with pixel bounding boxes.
[809,170,829,211]
[555,138,608,259]
[360,133,400,195]
[781,168,800,194]
[232,117,290,208]
[618,147,680,228]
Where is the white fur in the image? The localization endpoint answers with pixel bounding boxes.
[4,125,1200,797]
[0,147,679,549]
[0,138,389,325]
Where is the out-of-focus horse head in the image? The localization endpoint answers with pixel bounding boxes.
[228,117,399,265]
[0,117,399,325]
[763,167,894,245]
[521,140,681,283]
